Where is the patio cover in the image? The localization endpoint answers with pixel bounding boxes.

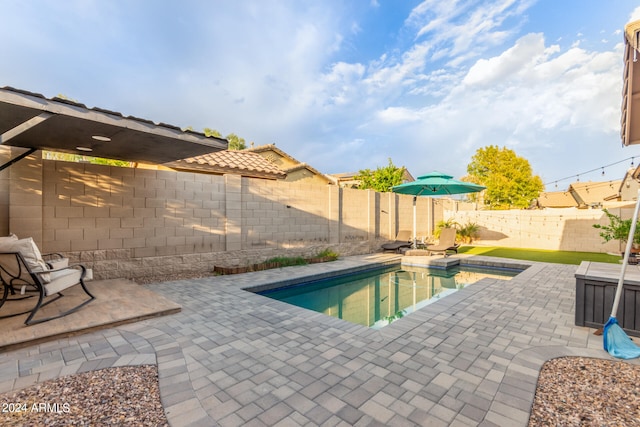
[0,87,228,164]
[622,20,640,146]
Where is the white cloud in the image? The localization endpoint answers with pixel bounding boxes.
[463,33,545,86]
[0,0,634,182]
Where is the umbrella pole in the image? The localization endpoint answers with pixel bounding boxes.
[413,196,417,249]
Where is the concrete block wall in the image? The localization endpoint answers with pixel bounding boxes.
[8,153,634,279]
[241,178,332,247]
[39,160,227,256]
[341,188,372,242]
[447,207,621,253]
[0,147,12,235]
[9,150,43,246]
[6,157,419,279]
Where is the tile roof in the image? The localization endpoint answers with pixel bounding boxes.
[536,191,579,208]
[166,150,286,179]
[569,180,622,205]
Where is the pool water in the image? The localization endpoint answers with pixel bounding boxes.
[258,264,519,329]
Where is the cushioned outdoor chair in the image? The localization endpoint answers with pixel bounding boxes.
[381,230,413,253]
[0,237,94,325]
[424,227,460,257]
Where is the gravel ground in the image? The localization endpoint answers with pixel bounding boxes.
[1,357,639,425]
[529,357,640,426]
[0,365,167,427]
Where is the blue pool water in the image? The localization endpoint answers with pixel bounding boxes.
[258,264,519,329]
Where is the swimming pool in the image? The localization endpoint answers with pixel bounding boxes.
[257,264,520,329]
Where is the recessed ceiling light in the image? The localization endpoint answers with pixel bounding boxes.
[91,135,111,142]
[76,146,93,152]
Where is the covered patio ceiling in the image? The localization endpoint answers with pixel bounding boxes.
[622,20,640,146]
[0,87,227,164]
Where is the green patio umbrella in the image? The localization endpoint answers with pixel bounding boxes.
[392,171,486,248]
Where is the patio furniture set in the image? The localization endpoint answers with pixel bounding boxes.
[0,234,94,325]
[381,227,460,256]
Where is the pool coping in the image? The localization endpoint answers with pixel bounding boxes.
[244,255,531,295]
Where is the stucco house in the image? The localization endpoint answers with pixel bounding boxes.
[327,170,415,188]
[245,144,332,185]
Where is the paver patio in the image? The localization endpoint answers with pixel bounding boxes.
[0,253,633,426]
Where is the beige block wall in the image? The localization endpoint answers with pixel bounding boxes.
[341,187,371,242]
[447,207,621,253]
[7,157,421,279]
[9,150,42,246]
[0,147,13,235]
[8,155,633,280]
[38,161,227,256]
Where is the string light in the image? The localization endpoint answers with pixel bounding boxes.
[544,156,638,187]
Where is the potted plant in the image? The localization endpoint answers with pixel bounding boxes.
[593,209,640,260]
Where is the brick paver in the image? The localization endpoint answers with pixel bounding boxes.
[0,254,633,426]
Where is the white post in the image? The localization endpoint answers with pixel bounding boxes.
[611,189,640,318]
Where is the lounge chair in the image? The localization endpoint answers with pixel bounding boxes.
[424,227,459,256]
[381,230,413,253]
[0,236,94,325]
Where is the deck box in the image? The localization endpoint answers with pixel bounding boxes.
[575,261,640,337]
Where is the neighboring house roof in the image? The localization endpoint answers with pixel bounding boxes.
[165,150,286,179]
[536,191,579,208]
[327,169,416,188]
[246,143,298,161]
[246,144,331,184]
[537,180,623,208]
[326,172,359,187]
[0,86,227,164]
[622,19,640,146]
[569,180,622,207]
[285,162,324,176]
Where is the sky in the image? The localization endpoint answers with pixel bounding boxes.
[2,0,640,190]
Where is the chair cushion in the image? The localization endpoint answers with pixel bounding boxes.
[0,233,18,245]
[0,237,50,283]
[47,257,69,269]
[45,268,82,295]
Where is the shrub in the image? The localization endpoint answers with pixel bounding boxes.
[593,209,640,245]
[315,248,339,260]
[458,221,480,243]
[434,218,459,238]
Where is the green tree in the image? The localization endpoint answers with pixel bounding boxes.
[355,158,406,192]
[203,128,246,150]
[224,133,246,150]
[464,145,543,209]
[42,151,133,167]
[202,128,222,138]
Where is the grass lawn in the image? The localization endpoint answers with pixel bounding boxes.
[457,246,621,265]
